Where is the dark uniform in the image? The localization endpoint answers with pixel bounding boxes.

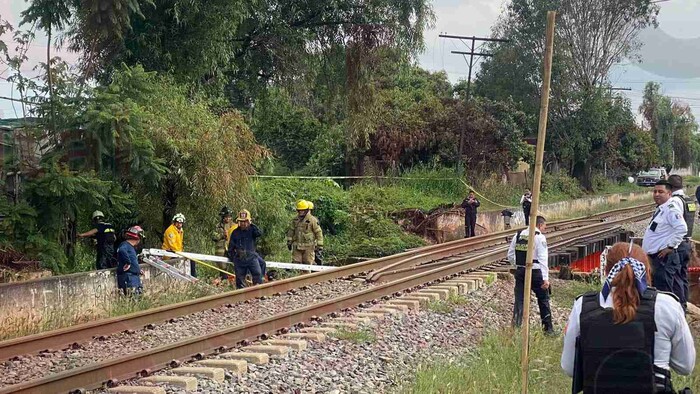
[671,191,695,310]
[508,228,553,333]
[461,195,480,238]
[228,223,264,289]
[94,222,117,270]
[116,241,142,295]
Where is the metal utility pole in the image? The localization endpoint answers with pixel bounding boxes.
[439,34,510,157]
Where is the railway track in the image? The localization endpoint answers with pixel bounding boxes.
[0,204,652,394]
[0,203,651,361]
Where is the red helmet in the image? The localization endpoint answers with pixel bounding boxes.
[125,225,145,240]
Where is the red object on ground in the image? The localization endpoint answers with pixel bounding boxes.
[570,251,603,273]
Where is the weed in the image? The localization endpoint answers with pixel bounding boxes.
[427,300,455,314]
[550,280,599,308]
[332,327,376,344]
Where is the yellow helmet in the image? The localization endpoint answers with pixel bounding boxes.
[307,201,314,210]
[237,209,252,222]
[296,200,310,210]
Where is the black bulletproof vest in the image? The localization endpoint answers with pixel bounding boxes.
[672,195,695,238]
[514,230,540,267]
[579,289,657,394]
[96,222,116,250]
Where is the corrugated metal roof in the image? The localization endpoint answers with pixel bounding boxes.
[0,118,38,130]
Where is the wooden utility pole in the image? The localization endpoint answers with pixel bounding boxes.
[439,34,509,157]
[520,11,556,394]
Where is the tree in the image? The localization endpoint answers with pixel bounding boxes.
[251,88,326,173]
[640,82,677,169]
[558,0,658,90]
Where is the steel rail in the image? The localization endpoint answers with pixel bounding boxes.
[0,214,644,394]
[366,206,652,281]
[0,203,652,361]
[374,227,626,283]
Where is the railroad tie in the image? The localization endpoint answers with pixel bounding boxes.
[386,299,420,311]
[438,282,469,294]
[139,375,198,391]
[368,305,407,314]
[399,295,433,306]
[263,339,308,351]
[301,327,337,334]
[195,359,248,374]
[416,288,450,300]
[220,351,270,365]
[353,311,389,319]
[242,344,290,357]
[444,279,477,291]
[429,285,461,296]
[321,321,360,330]
[282,332,327,341]
[108,386,167,394]
[333,316,374,325]
[171,367,226,383]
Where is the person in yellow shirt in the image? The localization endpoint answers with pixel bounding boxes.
[163,213,191,276]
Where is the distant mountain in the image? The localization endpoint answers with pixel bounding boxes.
[637,28,700,78]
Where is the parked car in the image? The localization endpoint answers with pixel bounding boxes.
[636,168,668,187]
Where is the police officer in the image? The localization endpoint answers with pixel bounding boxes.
[116,226,145,296]
[287,200,324,265]
[163,213,191,276]
[520,189,532,226]
[228,209,263,289]
[213,206,234,280]
[561,242,695,393]
[461,191,480,238]
[668,175,694,311]
[508,215,553,334]
[78,210,117,270]
[642,180,687,308]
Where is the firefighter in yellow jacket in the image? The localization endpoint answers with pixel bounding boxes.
[286,200,324,265]
[162,213,193,276]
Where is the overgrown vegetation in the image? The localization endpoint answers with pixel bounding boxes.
[332,327,377,344]
[1,0,697,274]
[0,283,217,341]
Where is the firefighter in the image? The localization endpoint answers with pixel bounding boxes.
[163,213,192,276]
[668,175,694,311]
[508,215,553,334]
[116,226,145,296]
[642,180,687,309]
[461,191,480,238]
[213,206,234,280]
[78,210,117,270]
[307,200,323,265]
[287,200,324,265]
[228,209,263,289]
[561,242,695,393]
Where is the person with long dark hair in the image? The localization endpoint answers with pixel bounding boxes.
[561,242,695,393]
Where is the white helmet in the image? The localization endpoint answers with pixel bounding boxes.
[172,213,186,223]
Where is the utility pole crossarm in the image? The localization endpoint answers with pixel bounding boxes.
[450,51,493,57]
[439,34,510,43]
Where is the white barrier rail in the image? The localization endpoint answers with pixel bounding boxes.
[142,249,334,272]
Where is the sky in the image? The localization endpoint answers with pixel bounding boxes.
[418,0,700,118]
[1,0,700,119]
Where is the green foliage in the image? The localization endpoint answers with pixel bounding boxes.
[540,173,584,201]
[252,88,327,173]
[332,327,376,344]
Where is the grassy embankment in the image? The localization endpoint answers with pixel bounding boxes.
[405,280,700,393]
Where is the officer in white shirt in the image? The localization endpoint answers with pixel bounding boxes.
[561,242,695,393]
[508,215,553,334]
[642,180,687,307]
[668,175,694,311]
